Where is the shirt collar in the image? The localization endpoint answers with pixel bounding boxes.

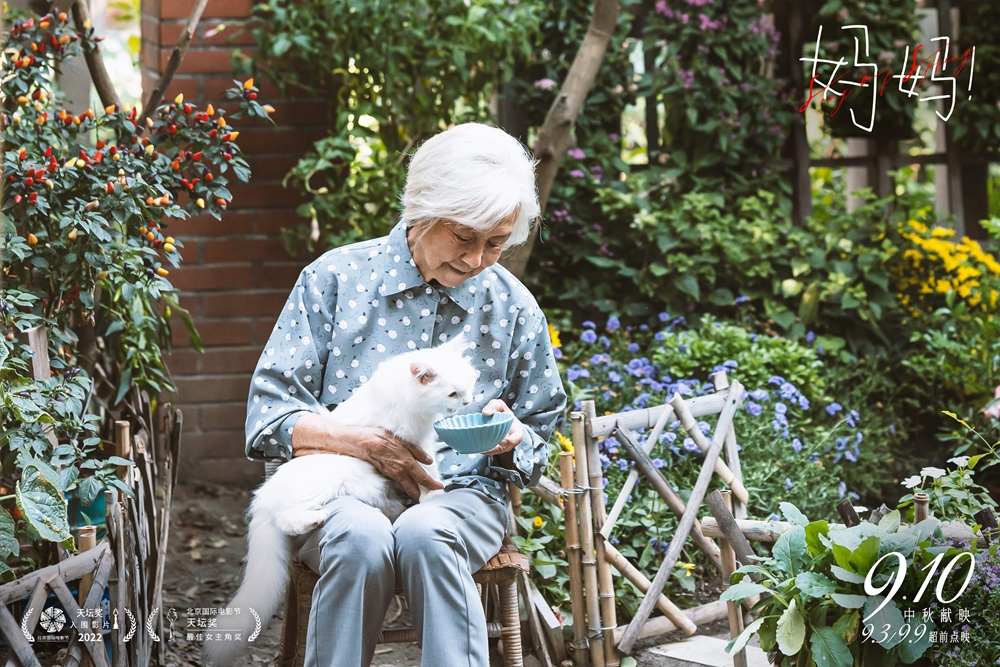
[381,220,477,311]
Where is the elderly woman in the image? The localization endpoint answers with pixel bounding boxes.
[245,123,567,667]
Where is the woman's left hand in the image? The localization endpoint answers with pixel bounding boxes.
[481,399,524,457]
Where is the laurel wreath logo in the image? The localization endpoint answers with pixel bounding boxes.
[20,607,34,643]
[247,608,261,642]
[146,608,160,642]
[123,608,137,642]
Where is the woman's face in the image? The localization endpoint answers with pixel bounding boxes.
[407,216,515,288]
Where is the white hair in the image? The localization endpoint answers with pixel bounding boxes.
[401,123,539,247]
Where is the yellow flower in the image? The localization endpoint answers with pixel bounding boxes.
[548,323,562,349]
[931,226,955,238]
[533,516,544,529]
[678,562,696,577]
[555,431,573,453]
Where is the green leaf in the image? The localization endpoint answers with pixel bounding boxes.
[877,509,900,533]
[720,580,770,602]
[795,572,836,600]
[0,507,19,558]
[830,593,867,608]
[832,610,859,643]
[76,476,103,508]
[799,282,822,323]
[707,287,734,306]
[780,502,808,527]
[830,565,865,584]
[674,274,700,301]
[897,613,934,663]
[773,525,806,576]
[725,617,764,656]
[849,535,881,575]
[810,626,854,667]
[804,520,829,557]
[863,596,905,649]
[16,465,71,542]
[776,598,806,656]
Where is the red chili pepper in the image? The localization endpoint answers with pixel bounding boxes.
[209,129,218,138]
[14,195,21,204]
[169,124,177,135]
[25,177,33,187]
[192,151,203,161]
[45,145,53,157]
[109,145,117,155]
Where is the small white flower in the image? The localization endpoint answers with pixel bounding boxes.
[947,456,970,468]
[901,475,922,489]
[920,467,946,479]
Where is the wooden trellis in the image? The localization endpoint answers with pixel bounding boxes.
[560,371,754,665]
[0,327,182,667]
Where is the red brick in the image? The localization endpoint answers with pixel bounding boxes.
[163,79,200,106]
[181,456,262,488]
[174,431,246,460]
[140,40,160,70]
[170,265,254,291]
[248,154,302,181]
[174,375,251,402]
[254,210,302,235]
[161,0,253,20]
[255,263,303,290]
[165,349,201,375]
[161,47,251,74]
[201,237,290,263]
[165,211,254,237]
[227,183,304,209]
[177,294,200,314]
[261,100,331,127]
[141,15,162,46]
[201,291,288,318]
[173,318,255,347]
[200,403,248,431]
[199,347,265,374]
[235,128,317,156]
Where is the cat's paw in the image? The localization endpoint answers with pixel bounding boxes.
[419,488,445,503]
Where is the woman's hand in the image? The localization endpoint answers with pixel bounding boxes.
[481,399,524,458]
[292,413,443,500]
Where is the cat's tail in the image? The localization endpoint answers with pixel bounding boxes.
[202,507,290,666]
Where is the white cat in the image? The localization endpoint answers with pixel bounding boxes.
[203,334,477,666]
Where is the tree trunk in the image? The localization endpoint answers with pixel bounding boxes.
[500,0,621,280]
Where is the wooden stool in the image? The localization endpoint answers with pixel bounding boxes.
[274,536,530,667]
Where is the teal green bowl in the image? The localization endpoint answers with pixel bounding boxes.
[434,412,514,454]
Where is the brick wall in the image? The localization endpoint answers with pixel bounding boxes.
[141,0,325,486]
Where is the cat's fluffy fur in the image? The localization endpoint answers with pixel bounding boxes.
[203,334,476,666]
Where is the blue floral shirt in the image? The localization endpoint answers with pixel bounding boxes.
[245,220,567,504]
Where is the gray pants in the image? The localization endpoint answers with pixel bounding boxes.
[296,487,508,667]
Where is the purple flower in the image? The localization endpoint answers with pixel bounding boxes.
[654,0,673,17]
[581,330,597,344]
[567,366,591,382]
[746,401,763,417]
[889,424,896,435]
[627,342,640,353]
[553,347,563,360]
[805,331,815,344]
[653,458,666,468]
[838,481,847,498]
[583,320,596,329]
[607,316,621,331]
[534,78,557,90]
[735,295,750,304]
[768,376,785,386]
[785,477,794,490]
[618,459,629,471]
[598,335,611,349]
[567,148,586,160]
[609,371,622,383]
[775,403,787,414]
[826,403,843,416]
[683,438,700,452]
[658,312,670,322]
[792,438,803,452]
[750,388,769,401]
[569,169,586,179]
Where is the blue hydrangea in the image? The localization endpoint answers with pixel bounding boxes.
[746,401,763,416]
[653,332,665,341]
[779,382,798,400]
[581,330,597,344]
[826,402,843,416]
[627,342,640,353]
[798,395,810,411]
[658,312,670,322]
[750,388,769,401]
[775,402,787,415]
[768,376,785,386]
[609,371,623,384]
[607,316,620,331]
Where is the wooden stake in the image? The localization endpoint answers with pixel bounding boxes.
[113,421,132,491]
[611,601,729,645]
[670,393,750,506]
[719,491,747,667]
[614,426,723,573]
[601,542,696,636]
[618,383,742,654]
[77,526,97,667]
[914,493,930,523]
[559,452,588,667]
[836,499,861,527]
[572,411,604,666]
[583,401,618,667]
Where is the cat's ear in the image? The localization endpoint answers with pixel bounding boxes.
[410,362,437,385]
